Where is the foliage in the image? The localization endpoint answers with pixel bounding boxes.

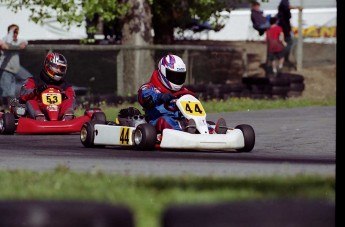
[0,0,129,28]
[151,0,244,43]
[0,0,244,43]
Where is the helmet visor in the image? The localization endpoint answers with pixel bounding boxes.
[166,69,186,85]
[48,62,67,75]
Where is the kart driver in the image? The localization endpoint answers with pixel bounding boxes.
[137,54,227,135]
[19,52,76,121]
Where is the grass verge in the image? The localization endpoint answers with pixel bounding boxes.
[76,96,336,120]
[0,168,335,227]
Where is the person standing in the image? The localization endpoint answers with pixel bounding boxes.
[0,24,29,111]
[277,0,303,66]
[266,17,286,76]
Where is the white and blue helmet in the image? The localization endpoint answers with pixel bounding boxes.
[158,54,187,91]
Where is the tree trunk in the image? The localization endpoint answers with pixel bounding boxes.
[118,0,154,96]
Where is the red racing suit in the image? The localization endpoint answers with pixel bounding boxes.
[19,76,76,120]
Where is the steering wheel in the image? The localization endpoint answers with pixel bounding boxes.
[45,85,68,100]
[172,90,198,99]
[163,90,198,112]
[46,85,63,92]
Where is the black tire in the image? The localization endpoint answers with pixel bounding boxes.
[0,200,134,227]
[268,77,290,86]
[235,124,255,152]
[133,123,157,151]
[290,82,305,91]
[270,86,290,95]
[242,77,269,85]
[91,112,107,124]
[0,113,16,135]
[280,73,304,83]
[80,121,99,148]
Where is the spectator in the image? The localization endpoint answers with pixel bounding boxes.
[250,1,271,36]
[277,0,303,65]
[266,17,286,76]
[19,52,76,121]
[0,24,30,111]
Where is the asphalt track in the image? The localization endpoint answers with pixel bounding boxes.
[0,106,335,177]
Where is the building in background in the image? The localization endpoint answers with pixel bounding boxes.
[0,4,87,41]
[0,1,336,43]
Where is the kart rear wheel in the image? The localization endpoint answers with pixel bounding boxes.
[91,112,106,124]
[235,124,255,152]
[80,121,99,147]
[133,123,157,151]
[0,113,16,135]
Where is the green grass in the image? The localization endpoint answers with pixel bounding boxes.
[3,96,335,226]
[0,168,335,227]
[76,96,336,120]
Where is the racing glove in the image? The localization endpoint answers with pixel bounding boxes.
[36,84,48,94]
[158,92,173,103]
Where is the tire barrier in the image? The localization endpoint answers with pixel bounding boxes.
[76,73,305,107]
[162,199,334,227]
[0,200,134,227]
[0,199,334,227]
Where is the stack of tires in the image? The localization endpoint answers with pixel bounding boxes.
[280,73,305,98]
[268,75,291,99]
[242,72,305,99]
[79,72,305,106]
[185,83,245,101]
[242,77,272,99]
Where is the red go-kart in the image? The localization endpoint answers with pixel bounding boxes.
[0,85,106,134]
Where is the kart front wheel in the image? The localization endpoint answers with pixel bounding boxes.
[235,124,255,152]
[80,121,97,147]
[133,123,157,151]
[0,113,16,135]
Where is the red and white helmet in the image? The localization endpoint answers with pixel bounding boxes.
[43,52,67,82]
[158,54,187,91]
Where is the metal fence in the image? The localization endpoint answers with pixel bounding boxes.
[20,44,245,96]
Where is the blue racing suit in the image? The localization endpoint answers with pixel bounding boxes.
[137,70,192,134]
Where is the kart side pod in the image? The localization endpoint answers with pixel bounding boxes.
[80,122,157,151]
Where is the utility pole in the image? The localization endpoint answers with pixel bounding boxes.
[296,0,304,71]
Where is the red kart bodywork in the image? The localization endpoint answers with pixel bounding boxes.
[0,108,103,134]
[0,85,104,135]
[15,115,92,134]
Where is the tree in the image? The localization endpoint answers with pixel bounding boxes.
[0,0,244,44]
[0,0,243,94]
[152,0,244,44]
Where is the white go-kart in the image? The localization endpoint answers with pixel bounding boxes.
[80,90,255,152]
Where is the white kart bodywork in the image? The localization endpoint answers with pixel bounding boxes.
[176,94,210,134]
[81,93,255,152]
[90,124,245,150]
[93,124,136,146]
[160,128,245,150]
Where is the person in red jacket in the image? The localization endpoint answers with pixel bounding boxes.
[19,52,76,121]
[266,16,287,76]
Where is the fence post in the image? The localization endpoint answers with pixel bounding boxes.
[296,1,304,71]
[117,50,124,95]
[182,50,192,84]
